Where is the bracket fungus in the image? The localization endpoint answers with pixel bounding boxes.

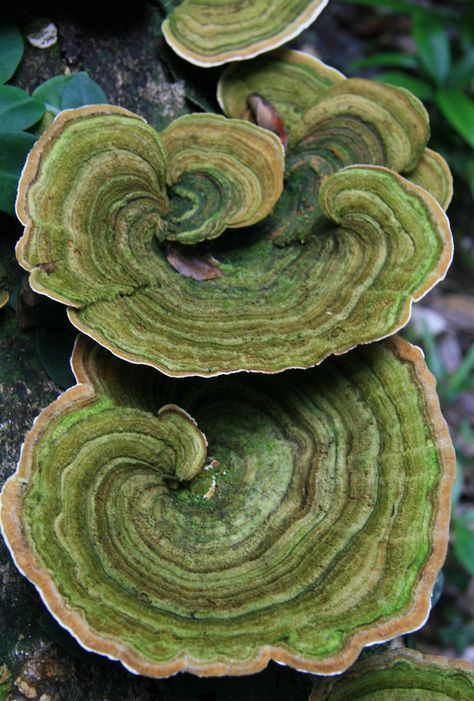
[0,335,455,676]
[16,93,452,376]
[161,1,330,67]
[219,49,453,212]
[310,647,474,700]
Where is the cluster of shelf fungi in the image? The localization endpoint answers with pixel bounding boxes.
[1,1,473,697]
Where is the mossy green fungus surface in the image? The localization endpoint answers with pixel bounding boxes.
[219,50,453,213]
[161,0,330,67]
[217,49,344,135]
[311,648,474,700]
[0,336,454,677]
[16,95,452,376]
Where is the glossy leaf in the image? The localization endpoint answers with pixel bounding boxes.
[0,21,23,85]
[412,12,451,86]
[0,131,36,215]
[32,74,72,114]
[0,85,45,131]
[436,90,474,148]
[60,72,107,109]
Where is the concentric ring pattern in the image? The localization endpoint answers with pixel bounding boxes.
[311,648,474,700]
[16,95,452,376]
[0,336,454,676]
[161,0,330,67]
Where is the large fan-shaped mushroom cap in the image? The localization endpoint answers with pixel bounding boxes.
[16,99,452,376]
[1,336,454,676]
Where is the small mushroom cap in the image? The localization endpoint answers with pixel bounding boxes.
[161,113,284,244]
[0,335,455,677]
[290,78,429,171]
[161,0,330,67]
[218,49,344,135]
[310,647,474,700]
[0,290,8,309]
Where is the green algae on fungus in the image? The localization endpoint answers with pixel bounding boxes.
[16,97,452,376]
[310,647,474,700]
[161,0,330,67]
[0,335,454,676]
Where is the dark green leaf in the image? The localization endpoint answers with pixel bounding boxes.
[32,74,73,114]
[460,4,474,48]
[0,85,45,131]
[339,0,456,18]
[447,51,474,90]
[35,324,76,389]
[0,21,24,85]
[0,131,36,215]
[60,72,107,109]
[453,511,474,575]
[376,71,434,100]
[350,52,418,70]
[412,12,451,86]
[436,90,474,148]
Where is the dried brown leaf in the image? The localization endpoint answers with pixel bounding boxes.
[166,245,223,281]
